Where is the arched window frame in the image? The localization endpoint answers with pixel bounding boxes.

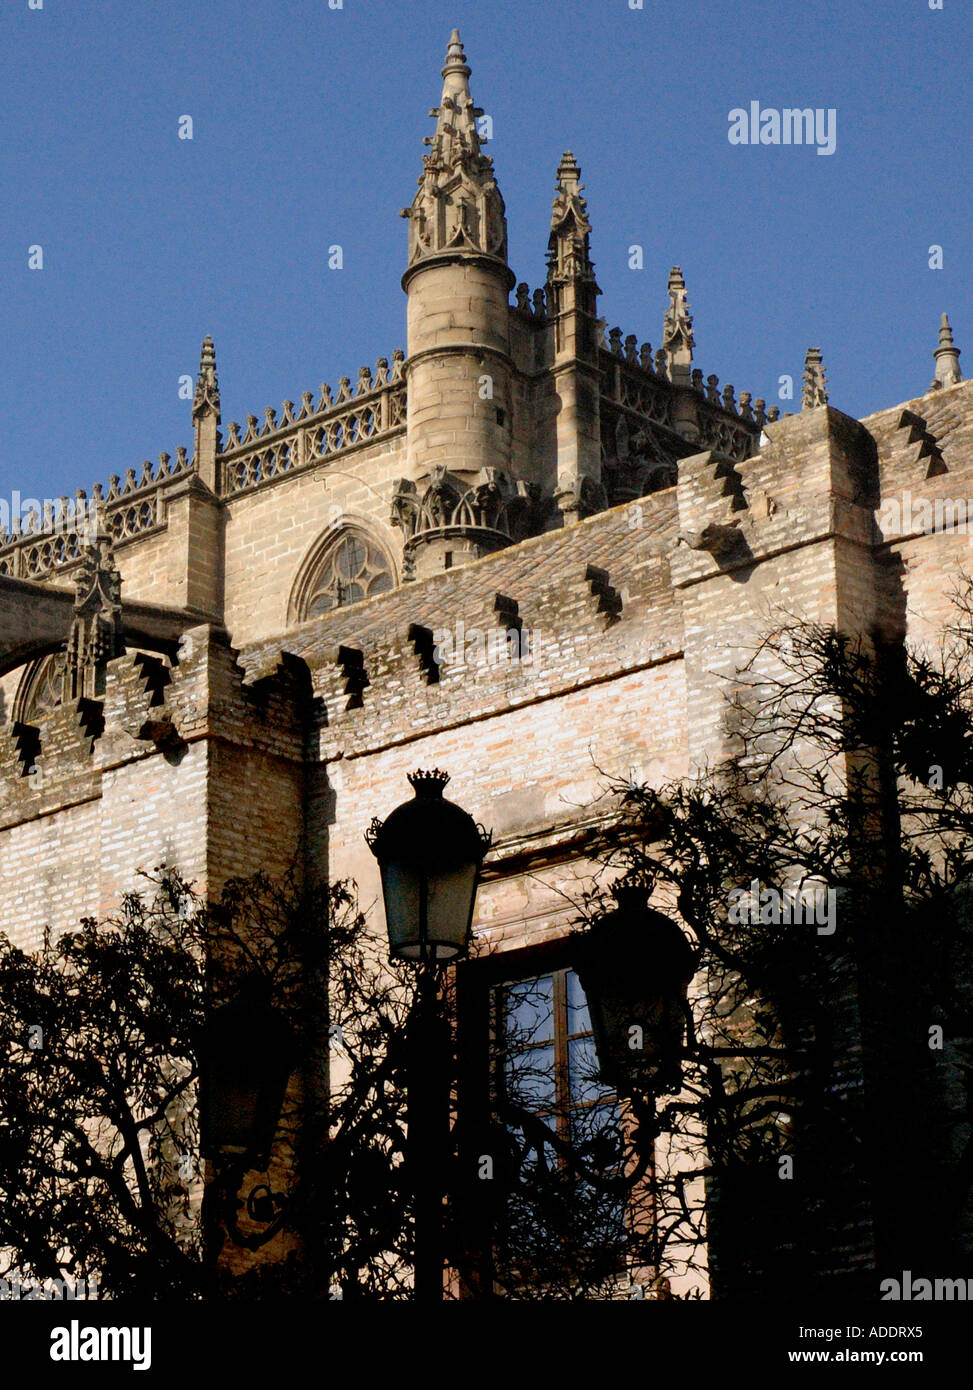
[288,522,398,625]
[12,651,67,724]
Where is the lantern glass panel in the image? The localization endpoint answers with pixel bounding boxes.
[425,860,479,958]
[382,860,478,960]
[381,861,423,958]
[206,1068,255,1155]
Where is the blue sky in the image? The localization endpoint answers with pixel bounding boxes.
[2,0,970,504]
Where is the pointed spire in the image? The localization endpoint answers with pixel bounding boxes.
[192,334,221,422]
[663,267,695,382]
[802,347,829,409]
[192,335,221,489]
[402,30,507,267]
[930,313,962,390]
[547,151,596,285]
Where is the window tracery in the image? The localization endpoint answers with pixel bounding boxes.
[303,531,394,618]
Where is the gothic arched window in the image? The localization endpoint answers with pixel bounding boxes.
[304,531,395,618]
[13,652,66,723]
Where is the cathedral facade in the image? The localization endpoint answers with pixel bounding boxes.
[0,31,970,1294]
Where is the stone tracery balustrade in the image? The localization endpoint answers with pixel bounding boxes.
[0,448,191,579]
[0,353,407,579]
[219,352,407,500]
[598,330,769,464]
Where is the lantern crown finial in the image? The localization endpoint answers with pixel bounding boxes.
[612,880,651,909]
[408,768,451,797]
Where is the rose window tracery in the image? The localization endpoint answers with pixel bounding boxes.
[304,532,394,617]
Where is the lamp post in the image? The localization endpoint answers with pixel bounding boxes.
[574,885,697,1098]
[367,769,491,1301]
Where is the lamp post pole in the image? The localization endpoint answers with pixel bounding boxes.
[408,958,451,1302]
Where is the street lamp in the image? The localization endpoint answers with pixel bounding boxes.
[202,994,296,1166]
[367,769,491,1301]
[575,885,697,1097]
[201,989,297,1252]
[366,768,491,963]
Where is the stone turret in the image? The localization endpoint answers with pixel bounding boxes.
[394,30,519,578]
[930,313,962,391]
[547,152,603,524]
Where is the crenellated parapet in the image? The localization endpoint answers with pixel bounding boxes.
[513,282,550,323]
[592,261,775,480]
[0,624,314,826]
[239,499,681,763]
[597,304,768,470]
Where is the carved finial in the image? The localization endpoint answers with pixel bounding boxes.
[930,313,962,391]
[405,30,507,267]
[61,520,123,703]
[444,29,466,72]
[663,267,695,382]
[802,348,829,409]
[547,151,596,287]
[192,335,221,422]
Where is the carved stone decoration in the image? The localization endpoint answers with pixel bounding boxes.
[802,348,830,409]
[304,532,394,618]
[554,473,607,525]
[602,455,678,506]
[676,520,749,563]
[663,267,695,382]
[401,31,508,268]
[546,150,597,287]
[600,419,680,505]
[192,335,221,423]
[391,466,539,566]
[61,523,124,702]
[930,313,963,391]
